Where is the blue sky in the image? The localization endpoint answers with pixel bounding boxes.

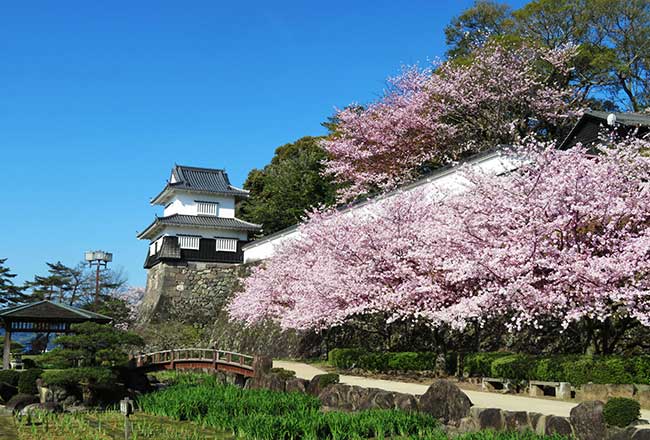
[0,0,528,287]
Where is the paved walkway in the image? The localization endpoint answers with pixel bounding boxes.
[274,360,650,420]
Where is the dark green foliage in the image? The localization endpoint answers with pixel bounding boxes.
[270,367,296,380]
[465,352,650,385]
[446,0,650,111]
[0,258,25,305]
[42,367,115,387]
[316,373,339,389]
[138,375,440,439]
[491,354,532,381]
[21,358,37,369]
[603,397,641,427]
[17,368,43,394]
[330,349,454,373]
[42,322,144,369]
[463,353,513,377]
[238,136,337,235]
[0,370,20,387]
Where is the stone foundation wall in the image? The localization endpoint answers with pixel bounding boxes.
[138,262,319,358]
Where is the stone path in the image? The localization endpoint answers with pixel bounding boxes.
[274,360,650,421]
[0,406,17,440]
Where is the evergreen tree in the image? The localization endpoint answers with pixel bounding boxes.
[0,258,25,305]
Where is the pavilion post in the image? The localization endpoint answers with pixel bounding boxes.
[3,327,11,370]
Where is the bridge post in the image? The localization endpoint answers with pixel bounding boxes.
[213,350,217,370]
[170,349,175,369]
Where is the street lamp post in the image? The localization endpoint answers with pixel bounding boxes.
[84,250,113,305]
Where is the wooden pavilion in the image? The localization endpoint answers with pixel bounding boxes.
[0,300,112,370]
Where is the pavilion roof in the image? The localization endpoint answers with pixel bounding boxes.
[0,300,112,323]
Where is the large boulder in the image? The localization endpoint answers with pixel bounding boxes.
[570,400,607,440]
[6,394,39,414]
[419,379,472,424]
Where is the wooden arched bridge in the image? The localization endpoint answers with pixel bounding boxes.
[132,348,256,377]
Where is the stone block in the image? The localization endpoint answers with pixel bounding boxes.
[578,384,610,402]
[557,382,572,400]
[608,384,636,399]
[539,415,573,437]
[570,400,606,440]
[529,384,544,397]
[503,410,530,432]
[631,428,650,440]
[471,407,504,431]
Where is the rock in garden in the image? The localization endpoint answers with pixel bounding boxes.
[6,394,39,414]
[285,378,309,393]
[419,379,472,424]
[630,428,650,440]
[503,410,530,432]
[370,390,396,410]
[19,402,63,418]
[570,400,606,440]
[471,407,503,431]
[319,384,353,411]
[536,415,573,436]
[393,392,419,412]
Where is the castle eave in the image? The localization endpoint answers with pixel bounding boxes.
[137,214,262,240]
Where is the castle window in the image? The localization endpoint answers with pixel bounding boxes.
[215,237,237,252]
[178,235,200,250]
[196,201,218,216]
[149,243,156,256]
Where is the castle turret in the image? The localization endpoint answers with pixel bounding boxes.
[137,165,261,268]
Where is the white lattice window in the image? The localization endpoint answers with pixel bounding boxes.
[215,238,237,252]
[149,243,156,256]
[178,235,200,250]
[196,201,218,216]
[155,237,163,252]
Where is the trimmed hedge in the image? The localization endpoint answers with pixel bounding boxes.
[329,349,456,373]
[17,368,43,394]
[603,397,641,427]
[0,370,20,387]
[330,349,650,385]
[468,353,650,385]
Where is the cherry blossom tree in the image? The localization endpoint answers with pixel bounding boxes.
[229,136,650,353]
[322,43,582,200]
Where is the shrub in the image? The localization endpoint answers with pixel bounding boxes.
[17,368,43,395]
[42,367,115,387]
[634,356,650,384]
[361,352,390,371]
[315,373,339,389]
[328,348,364,369]
[388,352,437,371]
[22,358,37,369]
[0,370,20,387]
[270,368,296,380]
[491,354,532,381]
[603,397,641,427]
[463,352,512,377]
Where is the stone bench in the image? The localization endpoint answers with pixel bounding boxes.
[528,380,572,400]
[482,377,515,393]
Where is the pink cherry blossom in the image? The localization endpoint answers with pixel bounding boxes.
[229,136,650,334]
[321,44,582,200]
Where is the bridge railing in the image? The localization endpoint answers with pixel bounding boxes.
[133,348,255,370]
